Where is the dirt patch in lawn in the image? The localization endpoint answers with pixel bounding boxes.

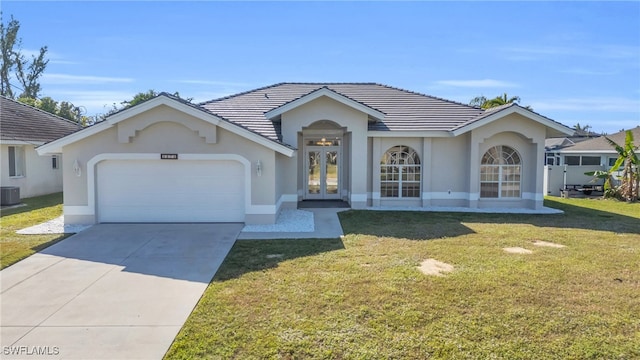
[503,247,533,254]
[418,259,454,276]
[532,240,566,248]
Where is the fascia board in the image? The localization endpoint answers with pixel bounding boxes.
[265,88,386,120]
[367,130,453,138]
[452,107,575,137]
[557,149,618,154]
[36,121,112,155]
[37,95,295,157]
[0,140,46,146]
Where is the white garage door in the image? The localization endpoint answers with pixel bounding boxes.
[97,160,245,223]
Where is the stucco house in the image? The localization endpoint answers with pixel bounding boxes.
[1,96,82,201]
[544,126,640,196]
[36,83,573,225]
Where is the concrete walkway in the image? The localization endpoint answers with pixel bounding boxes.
[0,223,241,359]
[238,208,347,240]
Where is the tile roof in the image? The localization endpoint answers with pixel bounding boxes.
[200,83,485,142]
[560,126,640,152]
[1,96,83,143]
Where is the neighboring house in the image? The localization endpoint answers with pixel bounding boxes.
[1,96,82,200]
[544,133,600,166]
[544,126,640,196]
[37,83,574,225]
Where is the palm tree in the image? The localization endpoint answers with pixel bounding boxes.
[606,130,639,201]
[469,93,524,110]
[484,93,521,108]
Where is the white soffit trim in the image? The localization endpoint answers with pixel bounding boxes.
[367,130,453,138]
[264,87,386,121]
[1,140,45,146]
[557,150,617,154]
[36,95,295,157]
[36,121,112,155]
[452,106,574,137]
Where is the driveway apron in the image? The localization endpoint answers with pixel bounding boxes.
[1,223,241,359]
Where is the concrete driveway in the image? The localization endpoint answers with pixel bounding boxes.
[1,223,241,359]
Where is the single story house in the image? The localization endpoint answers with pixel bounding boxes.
[37,83,574,225]
[1,96,83,201]
[544,126,640,196]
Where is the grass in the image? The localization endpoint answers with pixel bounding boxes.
[0,192,70,269]
[165,197,640,359]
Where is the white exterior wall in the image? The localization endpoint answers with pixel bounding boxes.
[60,105,278,224]
[1,143,63,198]
[280,96,369,208]
[470,114,546,209]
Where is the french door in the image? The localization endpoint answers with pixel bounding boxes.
[305,146,341,199]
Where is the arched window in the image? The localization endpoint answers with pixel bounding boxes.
[480,145,521,198]
[380,146,421,198]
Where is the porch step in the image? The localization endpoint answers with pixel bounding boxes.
[298,200,350,209]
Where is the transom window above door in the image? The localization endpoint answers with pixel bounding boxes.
[305,137,341,146]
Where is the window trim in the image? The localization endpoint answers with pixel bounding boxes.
[480,145,521,199]
[8,145,26,178]
[380,145,421,198]
[52,155,60,170]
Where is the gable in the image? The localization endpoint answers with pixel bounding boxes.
[264,87,385,121]
[37,95,294,157]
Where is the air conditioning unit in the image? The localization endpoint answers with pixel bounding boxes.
[1,187,20,206]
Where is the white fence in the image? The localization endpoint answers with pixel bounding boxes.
[544,165,606,196]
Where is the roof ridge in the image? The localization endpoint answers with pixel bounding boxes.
[0,95,84,128]
[371,83,481,109]
[199,82,383,104]
[199,83,289,104]
[263,85,386,117]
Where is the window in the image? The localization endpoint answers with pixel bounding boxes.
[52,155,60,169]
[581,156,600,166]
[380,146,421,198]
[480,145,521,198]
[8,146,25,177]
[565,155,601,166]
[564,156,580,165]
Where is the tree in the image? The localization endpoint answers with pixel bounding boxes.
[1,14,20,98]
[607,130,639,201]
[17,95,89,126]
[0,13,48,99]
[588,130,640,201]
[120,90,192,109]
[469,93,529,110]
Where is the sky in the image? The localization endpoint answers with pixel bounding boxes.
[3,1,639,134]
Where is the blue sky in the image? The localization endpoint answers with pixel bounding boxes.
[4,1,639,134]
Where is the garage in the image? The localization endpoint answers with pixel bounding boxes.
[97,159,245,223]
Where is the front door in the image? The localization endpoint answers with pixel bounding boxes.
[305,146,341,199]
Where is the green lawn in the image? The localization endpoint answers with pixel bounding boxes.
[166,198,640,359]
[0,193,70,269]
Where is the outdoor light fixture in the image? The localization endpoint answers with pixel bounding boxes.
[73,159,82,177]
[256,160,262,177]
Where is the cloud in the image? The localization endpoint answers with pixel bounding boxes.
[176,80,253,87]
[42,73,134,85]
[502,44,640,61]
[559,68,618,76]
[531,97,640,112]
[44,90,137,116]
[434,79,519,88]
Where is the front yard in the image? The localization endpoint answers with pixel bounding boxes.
[0,193,69,269]
[166,198,639,359]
